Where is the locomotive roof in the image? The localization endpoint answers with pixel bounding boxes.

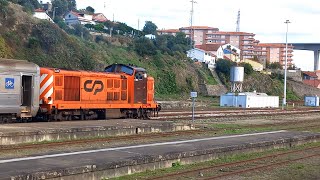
[0,58,40,73]
[105,64,146,72]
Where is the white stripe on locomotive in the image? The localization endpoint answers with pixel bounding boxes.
[40,75,53,95]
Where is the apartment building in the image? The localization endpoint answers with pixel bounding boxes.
[179,26,219,46]
[157,26,294,67]
[205,31,256,60]
[254,43,294,68]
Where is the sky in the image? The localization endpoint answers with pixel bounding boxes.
[47,0,320,71]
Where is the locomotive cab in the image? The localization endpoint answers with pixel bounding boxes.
[105,64,159,119]
[134,70,147,104]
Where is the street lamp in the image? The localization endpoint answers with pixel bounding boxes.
[283,20,291,109]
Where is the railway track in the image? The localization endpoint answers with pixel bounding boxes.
[154,109,320,121]
[148,145,320,180]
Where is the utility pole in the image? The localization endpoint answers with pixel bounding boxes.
[190,0,197,49]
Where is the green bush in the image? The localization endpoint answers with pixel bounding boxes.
[268,62,282,69]
[240,62,254,75]
[134,37,157,56]
[0,36,8,58]
[27,37,40,48]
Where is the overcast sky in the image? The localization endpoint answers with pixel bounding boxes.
[54,0,320,70]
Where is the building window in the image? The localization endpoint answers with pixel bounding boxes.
[69,15,71,18]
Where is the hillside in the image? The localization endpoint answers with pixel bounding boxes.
[216,59,301,101]
[0,3,218,99]
[0,2,303,102]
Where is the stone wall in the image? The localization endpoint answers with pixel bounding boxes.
[288,80,320,97]
[272,69,302,82]
[199,84,227,96]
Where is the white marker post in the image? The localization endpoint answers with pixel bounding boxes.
[190,91,197,123]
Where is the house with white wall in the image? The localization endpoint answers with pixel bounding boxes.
[64,11,93,25]
[64,11,108,26]
[33,9,53,22]
[187,48,216,69]
[217,44,241,62]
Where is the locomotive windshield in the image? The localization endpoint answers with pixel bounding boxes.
[135,71,147,81]
[105,64,134,75]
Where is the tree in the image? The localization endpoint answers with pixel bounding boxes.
[268,62,282,69]
[8,0,40,12]
[142,21,157,35]
[51,0,69,17]
[85,6,95,14]
[175,32,188,46]
[215,59,235,76]
[94,23,104,32]
[240,62,254,75]
[84,23,94,30]
[67,0,76,10]
[134,37,157,56]
[0,0,8,19]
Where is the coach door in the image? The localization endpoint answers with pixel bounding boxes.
[134,71,147,104]
[21,75,32,117]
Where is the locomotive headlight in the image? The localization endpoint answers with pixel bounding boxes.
[144,73,147,78]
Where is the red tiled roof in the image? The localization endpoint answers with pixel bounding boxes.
[195,44,222,51]
[93,13,108,22]
[303,80,320,87]
[303,71,318,77]
[70,11,82,17]
[157,29,180,33]
[258,43,294,48]
[34,8,45,12]
[223,55,231,60]
[211,31,255,35]
[180,26,219,30]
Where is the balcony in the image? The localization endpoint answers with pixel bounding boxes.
[205,37,225,40]
[240,42,254,46]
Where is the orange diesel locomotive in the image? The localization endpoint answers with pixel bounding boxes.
[39,64,159,121]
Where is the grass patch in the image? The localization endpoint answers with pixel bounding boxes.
[208,123,280,135]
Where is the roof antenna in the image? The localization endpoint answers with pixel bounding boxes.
[236,9,240,32]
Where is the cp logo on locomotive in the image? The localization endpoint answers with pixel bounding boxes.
[84,80,104,95]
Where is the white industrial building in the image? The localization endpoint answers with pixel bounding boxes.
[220,66,279,108]
[220,92,279,108]
[304,95,320,107]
